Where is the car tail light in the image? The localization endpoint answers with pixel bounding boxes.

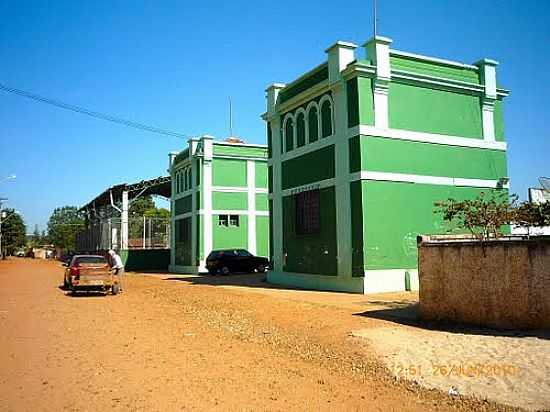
[70,266,80,277]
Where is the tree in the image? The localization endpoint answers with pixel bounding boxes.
[1,209,26,257]
[435,192,550,240]
[129,196,156,217]
[47,206,85,251]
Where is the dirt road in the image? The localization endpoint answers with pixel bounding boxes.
[0,259,518,411]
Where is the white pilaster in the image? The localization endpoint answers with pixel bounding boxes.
[325,41,356,277]
[325,41,358,83]
[364,36,392,129]
[476,58,499,142]
[266,84,285,271]
[247,160,257,255]
[121,190,128,250]
[190,140,198,270]
[202,135,214,263]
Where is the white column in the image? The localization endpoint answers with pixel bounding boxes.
[247,160,256,255]
[121,190,128,250]
[476,58,499,142]
[364,36,392,129]
[326,41,355,277]
[202,135,214,265]
[190,142,198,271]
[265,83,285,272]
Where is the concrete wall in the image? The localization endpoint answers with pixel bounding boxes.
[419,237,550,329]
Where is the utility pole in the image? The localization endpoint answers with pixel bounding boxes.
[0,198,6,259]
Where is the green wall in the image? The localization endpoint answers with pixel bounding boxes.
[174,195,192,215]
[256,216,269,258]
[358,136,508,180]
[212,215,248,250]
[213,144,267,158]
[212,158,247,187]
[348,77,375,127]
[212,192,248,210]
[282,187,337,275]
[361,180,507,270]
[388,82,483,138]
[255,194,268,211]
[255,162,268,188]
[494,99,505,142]
[175,217,192,266]
[282,145,335,189]
[120,249,170,272]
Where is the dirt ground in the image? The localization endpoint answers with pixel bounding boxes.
[0,259,527,411]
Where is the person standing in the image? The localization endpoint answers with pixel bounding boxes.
[108,249,125,292]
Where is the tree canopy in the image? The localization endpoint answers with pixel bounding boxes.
[435,192,550,240]
[1,209,26,256]
[47,206,85,251]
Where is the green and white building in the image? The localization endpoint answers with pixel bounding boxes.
[263,36,509,293]
[168,136,269,273]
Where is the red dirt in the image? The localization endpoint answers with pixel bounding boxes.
[0,259,518,411]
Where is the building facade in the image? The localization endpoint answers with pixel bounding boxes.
[263,36,509,293]
[169,136,269,273]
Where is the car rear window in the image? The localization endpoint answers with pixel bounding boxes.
[74,256,107,265]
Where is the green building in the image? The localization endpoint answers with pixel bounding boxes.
[168,136,269,273]
[263,36,509,293]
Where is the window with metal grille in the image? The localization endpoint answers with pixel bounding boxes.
[229,215,240,227]
[295,189,320,235]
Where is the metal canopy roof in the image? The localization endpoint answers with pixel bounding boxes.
[79,176,171,212]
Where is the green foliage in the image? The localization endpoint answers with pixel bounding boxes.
[47,206,85,250]
[129,196,155,217]
[1,209,26,256]
[435,192,550,240]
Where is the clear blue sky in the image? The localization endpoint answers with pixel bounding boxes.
[1,0,548,232]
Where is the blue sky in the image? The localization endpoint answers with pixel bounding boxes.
[0,0,549,232]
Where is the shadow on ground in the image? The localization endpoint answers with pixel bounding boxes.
[162,272,339,294]
[356,302,550,340]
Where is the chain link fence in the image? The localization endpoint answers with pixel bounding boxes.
[76,217,170,251]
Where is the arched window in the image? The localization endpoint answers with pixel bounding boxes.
[307,105,319,143]
[284,116,294,152]
[296,112,306,147]
[321,99,333,138]
[176,171,181,193]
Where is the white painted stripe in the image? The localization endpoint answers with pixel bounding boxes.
[202,137,214,259]
[247,160,257,255]
[351,171,509,189]
[211,186,268,194]
[197,210,269,217]
[281,178,336,197]
[350,125,507,151]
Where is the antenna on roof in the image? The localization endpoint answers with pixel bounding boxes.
[373,0,378,37]
[228,96,233,137]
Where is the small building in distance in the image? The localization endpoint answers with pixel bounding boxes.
[263,35,510,293]
[169,135,269,273]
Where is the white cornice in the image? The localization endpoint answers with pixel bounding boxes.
[214,141,267,148]
[349,125,507,151]
[350,171,509,189]
[277,80,330,114]
[391,70,484,94]
[390,49,479,71]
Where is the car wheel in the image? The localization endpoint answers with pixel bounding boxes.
[221,266,230,275]
[208,269,217,276]
[63,278,68,289]
[112,283,120,295]
[257,264,266,273]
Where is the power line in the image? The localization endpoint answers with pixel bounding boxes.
[0,82,188,139]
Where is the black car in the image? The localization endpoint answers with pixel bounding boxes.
[206,249,269,275]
